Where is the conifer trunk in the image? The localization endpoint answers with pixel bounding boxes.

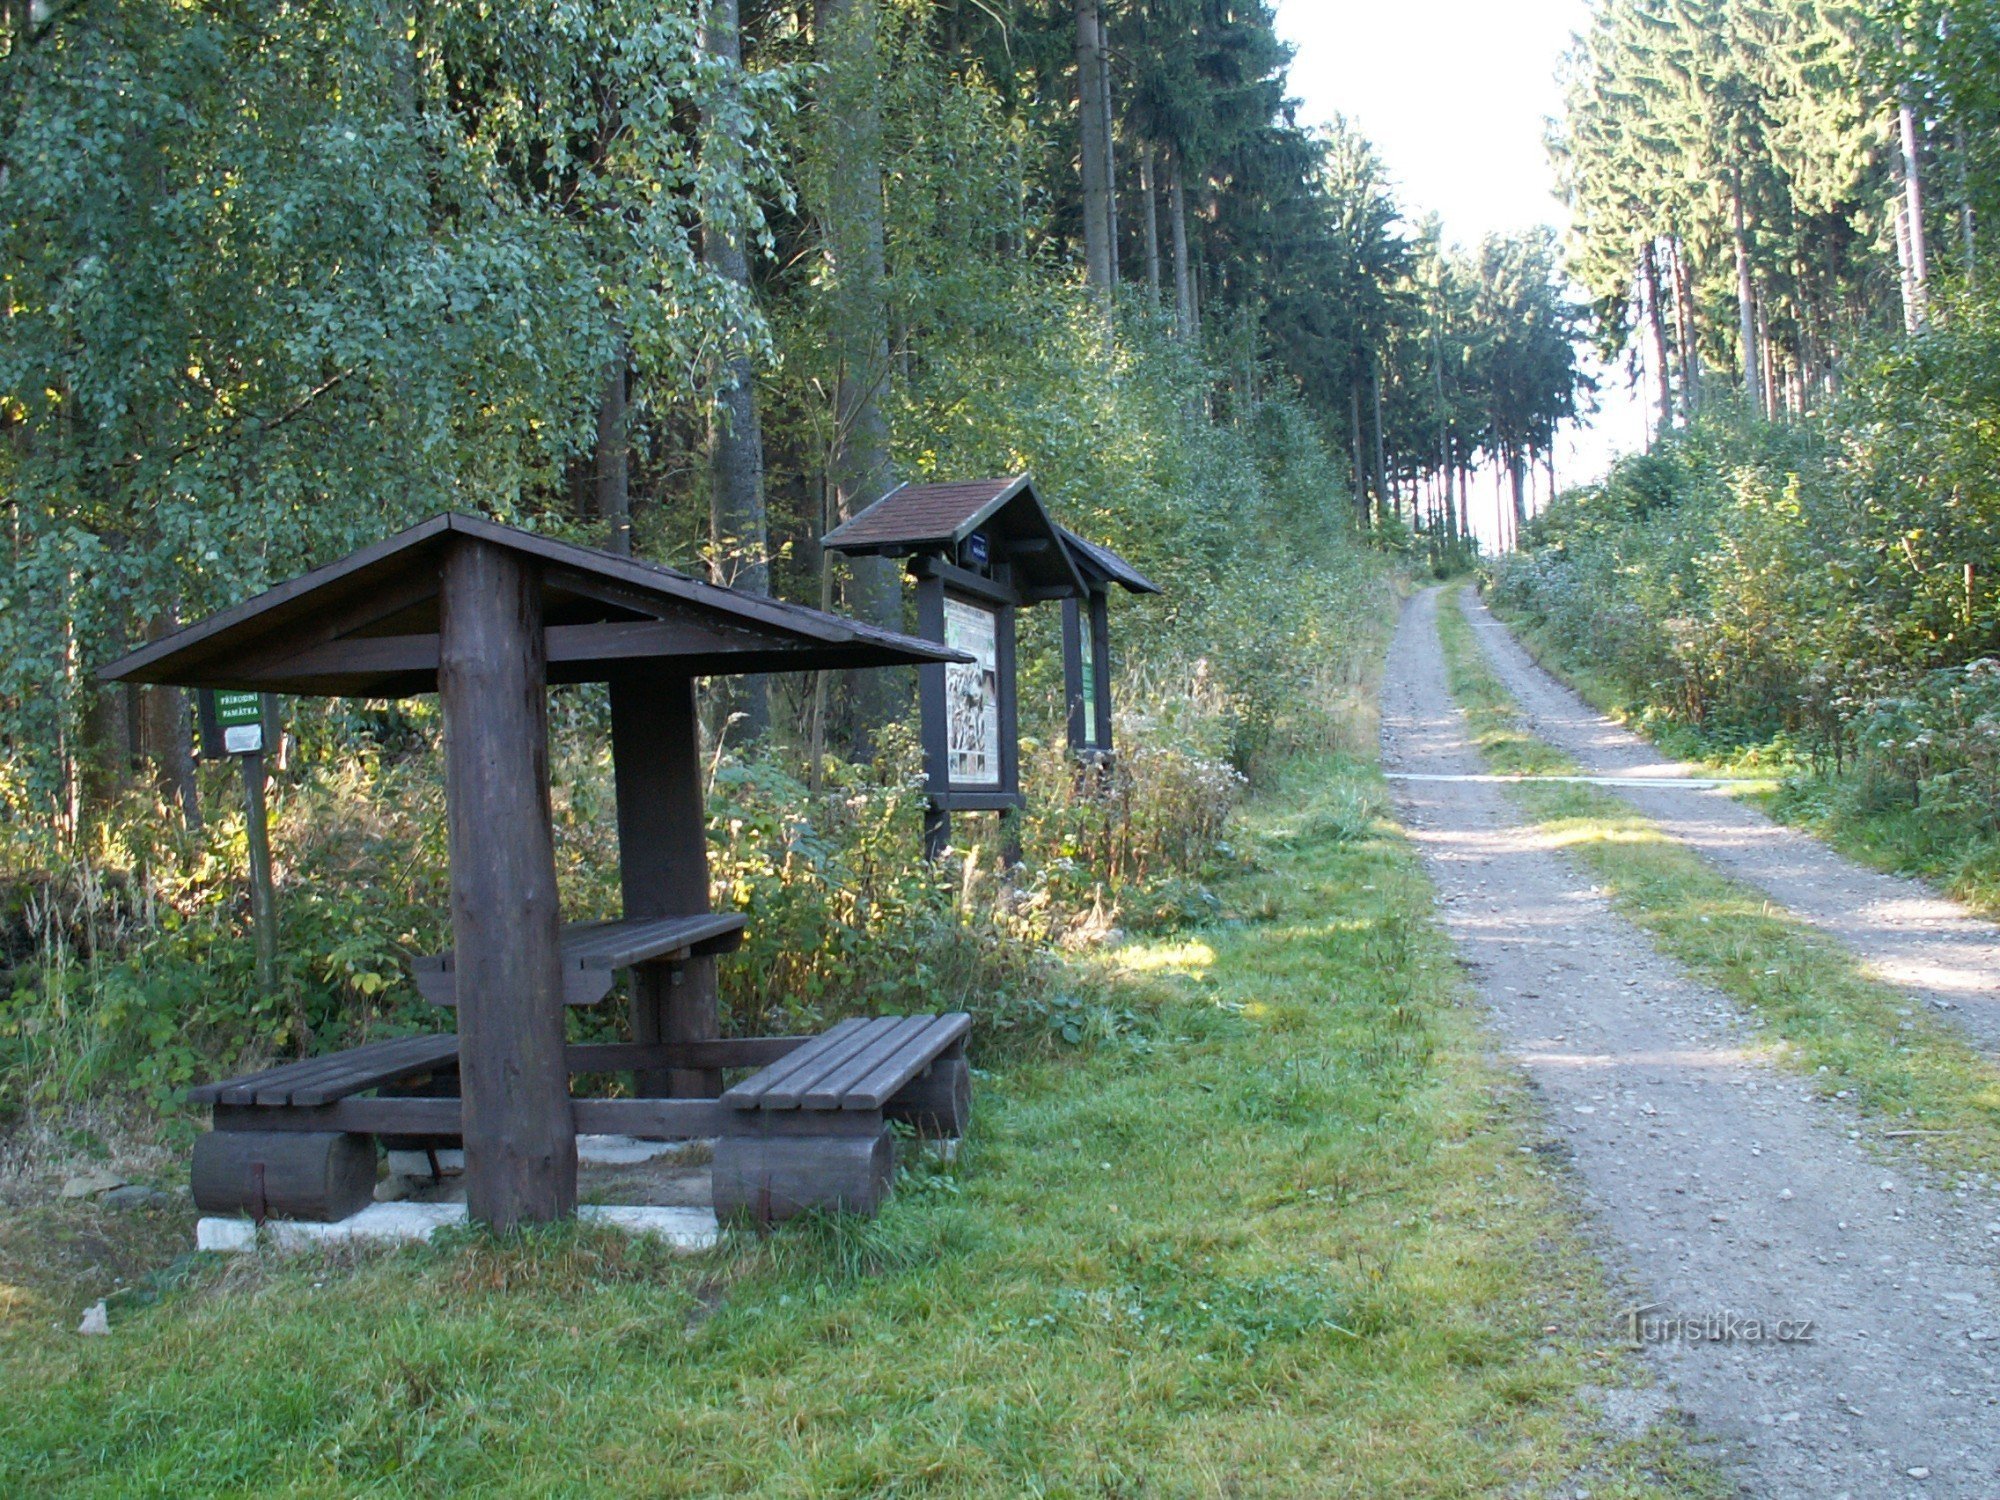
[1169,146,1193,338]
[1139,145,1161,302]
[1639,238,1673,439]
[1671,234,1700,416]
[1074,0,1112,298]
[703,0,769,737]
[596,345,631,556]
[1732,179,1763,417]
[815,0,902,746]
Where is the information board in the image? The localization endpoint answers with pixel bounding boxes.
[944,597,1002,788]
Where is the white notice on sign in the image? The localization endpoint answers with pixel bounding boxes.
[223,724,264,755]
[944,598,1001,788]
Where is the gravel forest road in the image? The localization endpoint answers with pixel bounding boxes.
[1381,586,2000,1500]
[1461,590,2000,1059]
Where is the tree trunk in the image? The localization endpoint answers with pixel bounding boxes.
[1670,233,1699,417]
[1074,0,1112,299]
[1169,147,1193,338]
[1732,180,1762,417]
[1350,383,1368,528]
[1139,145,1161,302]
[1509,448,1527,543]
[815,0,902,749]
[595,345,631,556]
[1900,97,1930,328]
[1099,14,1119,286]
[1953,124,1976,285]
[143,613,201,832]
[1370,358,1390,521]
[1639,238,1673,441]
[703,0,769,738]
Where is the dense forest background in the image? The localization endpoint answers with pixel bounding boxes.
[0,0,1590,1107]
[1503,0,2000,905]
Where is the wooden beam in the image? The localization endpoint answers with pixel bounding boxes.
[1089,591,1115,756]
[439,538,576,1228]
[1061,596,1087,752]
[610,672,721,1098]
[236,619,778,685]
[565,1037,809,1074]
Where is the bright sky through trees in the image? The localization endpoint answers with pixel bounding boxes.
[1275,0,1650,513]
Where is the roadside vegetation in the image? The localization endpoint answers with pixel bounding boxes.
[1512,0,2000,917]
[1436,593,2000,1184]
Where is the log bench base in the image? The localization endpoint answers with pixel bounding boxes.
[186,1013,974,1228]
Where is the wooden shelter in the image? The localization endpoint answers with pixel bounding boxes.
[105,514,976,1230]
[1056,527,1160,759]
[822,475,1086,857]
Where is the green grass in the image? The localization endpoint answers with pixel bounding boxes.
[1436,593,2000,1181]
[1485,596,2000,919]
[0,752,1722,1498]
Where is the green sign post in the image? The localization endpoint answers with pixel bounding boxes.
[204,690,279,991]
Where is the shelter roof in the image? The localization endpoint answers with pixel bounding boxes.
[1057,527,1162,596]
[820,475,1086,597]
[102,513,966,698]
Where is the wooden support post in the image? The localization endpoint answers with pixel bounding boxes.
[240,749,279,991]
[1088,591,1114,759]
[914,571,952,860]
[610,672,720,1098]
[438,538,576,1229]
[1060,596,1087,753]
[994,579,1022,869]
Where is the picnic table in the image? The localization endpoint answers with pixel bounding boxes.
[106,514,978,1228]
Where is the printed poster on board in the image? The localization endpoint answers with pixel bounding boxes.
[944,597,1002,788]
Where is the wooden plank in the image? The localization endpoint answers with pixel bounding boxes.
[413,915,744,1007]
[287,1035,462,1107]
[570,1098,733,1138]
[193,1034,452,1107]
[565,1037,808,1074]
[719,1017,874,1109]
[439,537,576,1229]
[413,961,614,1010]
[749,1017,911,1111]
[247,1036,442,1107]
[839,1014,972,1109]
[213,1098,464,1134]
[800,1016,943,1110]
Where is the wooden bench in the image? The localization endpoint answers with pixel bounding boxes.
[712,1013,972,1226]
[185,1010,974,1227]
[412,913,746,1007]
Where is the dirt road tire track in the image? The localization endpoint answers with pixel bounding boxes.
[1462,589,2000,1057]
[1382,587,2000,1500]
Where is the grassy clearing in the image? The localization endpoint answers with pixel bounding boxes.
[1485,595,2000,920]
[0,752,1721,1498]
[1436,593,2000,1181]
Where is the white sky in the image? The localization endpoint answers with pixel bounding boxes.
[1272,0,1652,539]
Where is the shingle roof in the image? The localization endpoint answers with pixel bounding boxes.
[821,477,1031,552]
[1058,528,1162,596]
[101,513,967,698]
[822,475,1088,598]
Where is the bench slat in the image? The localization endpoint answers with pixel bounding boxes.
[222,1044,412,1107]
[287,1035,460,1106]
[720,1017,881,1110]
[838,1014,972,1110]
[414,914,748,1007]
[189,1035,459,1107]
[800,1016,940,1110]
